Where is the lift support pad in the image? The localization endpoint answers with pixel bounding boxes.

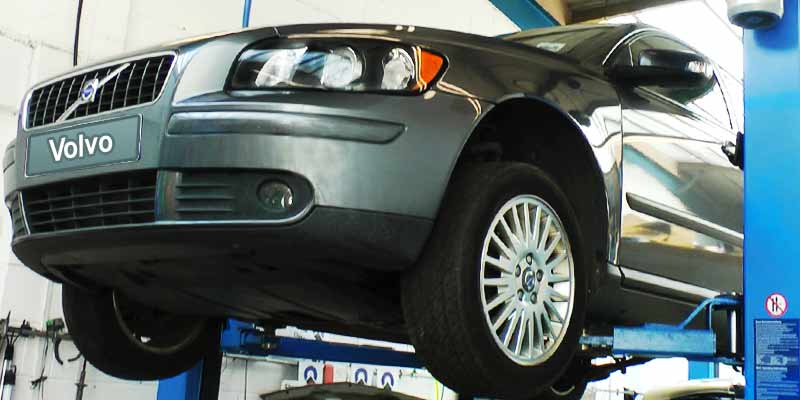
[607,325,716,359]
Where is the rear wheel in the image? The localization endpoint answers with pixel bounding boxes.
[62,285,219,380]
[403,162,588,398]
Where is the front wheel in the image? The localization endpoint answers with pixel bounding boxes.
[403,162,588,398]
[62,285,219,380]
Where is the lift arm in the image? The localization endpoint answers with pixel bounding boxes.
[580,295,742,365]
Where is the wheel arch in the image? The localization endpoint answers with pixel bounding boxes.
[447,94,618,294]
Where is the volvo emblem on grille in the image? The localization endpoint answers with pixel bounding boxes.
[56,62,132,123]
[80,79,99,103]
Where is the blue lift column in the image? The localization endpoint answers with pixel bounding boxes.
[743,1,800,399]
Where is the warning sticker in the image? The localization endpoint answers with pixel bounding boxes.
[755,319,800,400]
[767,293,789,318]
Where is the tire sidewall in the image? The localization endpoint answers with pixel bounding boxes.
[62,285,217,380]
[457,164,588,395]
[544,378,590,400]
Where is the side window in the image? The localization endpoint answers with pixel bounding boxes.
[614,34,733,129]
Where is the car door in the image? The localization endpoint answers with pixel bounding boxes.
[612,32,743,297]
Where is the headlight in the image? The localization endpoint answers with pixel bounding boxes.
[229,39,445,93]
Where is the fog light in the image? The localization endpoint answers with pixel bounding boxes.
[259,181,293,212]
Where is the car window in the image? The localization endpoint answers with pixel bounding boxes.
[511,27,613,55]
[614,34,733,129]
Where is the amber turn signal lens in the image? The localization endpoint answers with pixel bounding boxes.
[414,48,445,91]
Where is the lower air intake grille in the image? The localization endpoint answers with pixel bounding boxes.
[174,174,237,219]
[22,171,157,234]
[9,195,27,238]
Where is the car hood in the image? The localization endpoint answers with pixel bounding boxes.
[33,22,585,94]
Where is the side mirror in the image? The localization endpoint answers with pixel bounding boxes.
[608,49,714,88]
[722,132,744,170]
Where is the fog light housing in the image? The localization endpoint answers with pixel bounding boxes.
[259,181,294,212]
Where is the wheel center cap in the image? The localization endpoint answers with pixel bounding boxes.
[521,268,536,292]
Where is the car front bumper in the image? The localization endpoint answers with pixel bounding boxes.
[5,88,487,280]
[7,89,486,215]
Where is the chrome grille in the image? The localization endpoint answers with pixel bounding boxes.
[26,54,174,129]
[22,171,157,234]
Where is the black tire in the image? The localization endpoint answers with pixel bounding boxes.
[403,162,588,399]
[536,380,588,400]
[536,359,592,400]
[62,284,219,380]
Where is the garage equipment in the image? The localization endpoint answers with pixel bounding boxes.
[219,320,422,368]
[156,319,425,400]
[159,294,747,400]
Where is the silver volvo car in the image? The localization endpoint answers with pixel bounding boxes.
[4,23,743,398]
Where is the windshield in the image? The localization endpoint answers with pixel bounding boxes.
[507,26,614,56]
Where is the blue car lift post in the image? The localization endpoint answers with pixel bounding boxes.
[742,1,800,400]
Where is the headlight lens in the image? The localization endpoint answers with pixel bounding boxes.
[230,39,445,93]
[321,47,363,88]
[254,47,307,88]
[381,48,415,90]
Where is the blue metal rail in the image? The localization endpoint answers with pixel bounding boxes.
[242,0,252,28]
[221,320,423,368]
[488,0,559,28]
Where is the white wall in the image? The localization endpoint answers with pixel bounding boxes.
[122,0,517,51]
[0,1,517,399]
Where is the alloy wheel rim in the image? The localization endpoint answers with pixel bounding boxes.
[479,194,575,366]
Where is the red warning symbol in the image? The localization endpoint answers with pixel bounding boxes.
[766,293,788,318]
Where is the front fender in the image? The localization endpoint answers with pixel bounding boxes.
[433,44,624,264]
